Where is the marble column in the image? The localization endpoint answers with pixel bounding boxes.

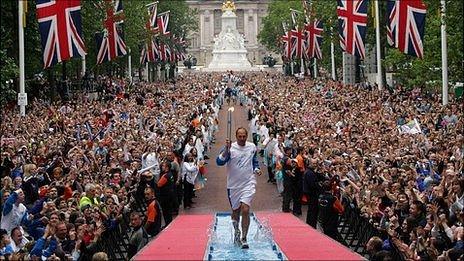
[200,10,204,47]
[204,10,212,46]
[244,9,249,43]
[251,9,258,45]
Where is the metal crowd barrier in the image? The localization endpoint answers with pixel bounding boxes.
[93,191,149,260]
[340,198,405,260]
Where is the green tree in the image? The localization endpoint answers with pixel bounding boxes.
[258,0,302,53]
[0,49,18,107]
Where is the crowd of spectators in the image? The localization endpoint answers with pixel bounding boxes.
[1,70,462,260]
[244,73,462,260]
[0,73,225,260]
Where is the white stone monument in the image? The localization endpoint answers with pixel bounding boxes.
[206,0,252,70]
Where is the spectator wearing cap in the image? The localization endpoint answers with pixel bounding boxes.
[135,169,157,200]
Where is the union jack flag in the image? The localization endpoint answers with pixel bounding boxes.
[140,45,147,65]
[175,36,188,49]
[170,48,177,63]
[36,0,87,69]
[177,50,187,61]
[140,39,161,64]
[148,39,160,62]
[291,28,305,59]
[174,36,187,61]
[158,42,171,62]
[155,11,170,36]
[281,30,294,59]
[386,0,427,59]
[337,0,369,59]
[304,19,324,59]
[96,0,127,64]
[145,2,158,34]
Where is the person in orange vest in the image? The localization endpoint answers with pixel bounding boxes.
[144,187,161,237]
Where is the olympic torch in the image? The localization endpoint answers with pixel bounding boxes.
[227,107,234,142]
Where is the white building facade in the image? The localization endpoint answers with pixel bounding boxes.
[186,0,273,66]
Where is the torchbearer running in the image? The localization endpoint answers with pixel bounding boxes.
[216,126,261,249]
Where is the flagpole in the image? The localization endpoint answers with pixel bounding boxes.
[300,57,304,76]
[331,38,336,81]
[441,0,448,106]
[128,48,132,83]
[342,52,346,84]
[145,62,149,82]
[374,0,383,90]
[313,59,317,78]
[81,55,86,77]
[18,0,27,117]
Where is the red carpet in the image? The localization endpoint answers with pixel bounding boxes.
[135,213,363,260]
[133,214,213,260]
[255,212,364,260]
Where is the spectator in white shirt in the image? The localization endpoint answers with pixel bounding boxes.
[1,189,27,235]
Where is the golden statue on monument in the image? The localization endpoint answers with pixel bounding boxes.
[221,0,236,13]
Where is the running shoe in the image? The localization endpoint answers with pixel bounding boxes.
[241,238,249,249]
